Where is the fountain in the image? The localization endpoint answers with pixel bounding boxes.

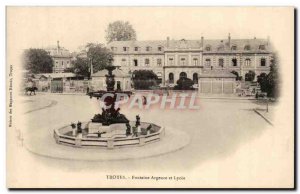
[53,65,165,149]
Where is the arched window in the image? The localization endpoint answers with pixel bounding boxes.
[179,72,187,79]
[244,58,251,67]
[169,73,174,83]
[193,73,198,84]
[218,58,224,68]
[244,45,251,50]
[261,58,266,66]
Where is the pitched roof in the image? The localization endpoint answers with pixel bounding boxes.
[108,38,272,53]
[92,68,130,78]
[199,70,236,78]
[36,72,78,79]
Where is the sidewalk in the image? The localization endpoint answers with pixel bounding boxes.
[253,107,274,126]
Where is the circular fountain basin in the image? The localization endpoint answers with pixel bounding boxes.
[54,121,164,149]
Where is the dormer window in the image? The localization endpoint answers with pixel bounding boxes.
[146,46,152,51]
[205,45,211,51]
[217,45,224,51]
[259,45,266,50]
[123,47,128,52]
[158,46,162,51]
[244,45,251,51]
[134,47,139,51]
[231,45,237,50]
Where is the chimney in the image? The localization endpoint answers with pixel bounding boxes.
[57,40,60,53]
[166,37,170,47]
[228,33,231,47]
[201,36,204,48]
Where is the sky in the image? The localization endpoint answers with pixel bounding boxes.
[7,7,292,53]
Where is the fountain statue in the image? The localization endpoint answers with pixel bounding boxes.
[53,64,164,149]
[87,65,132,126]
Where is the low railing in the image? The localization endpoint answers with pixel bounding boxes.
[53,124,165,149]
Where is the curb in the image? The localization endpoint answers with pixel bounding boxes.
[253,109,273,126]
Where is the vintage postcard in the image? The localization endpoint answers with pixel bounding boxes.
[6,7,294,188]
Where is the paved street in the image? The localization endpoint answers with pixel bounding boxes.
[10,93,292,188]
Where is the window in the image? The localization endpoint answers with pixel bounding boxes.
[146,46,151,51]
[134,47,139,51]
[123,47,128,52]
[133,59,138,66]
[193,73,198,84]
[205,58,211,66]
[193,58,198,66]
[180,58,186,66]
[169,73,174,83]
[218,58,224,67]
[121,58,127,66]
[145,58,150,66]
[259,45,266,50]
[205,46,211,51]
[55,61,58,64]
[157,59,162,66]
[244,45,251,50]
[232,58,237,66]
[217,45,224,51]
[231,45,237,50]
[179,72,187,79]
[62,61,64,66]
[158,46,162,51]
[244,58,251,66]
[261,58,266,66]
[168,58,174,65]
[111,47,117,51]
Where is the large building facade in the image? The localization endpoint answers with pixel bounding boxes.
[108,34,273,86]
[44,41,72,73]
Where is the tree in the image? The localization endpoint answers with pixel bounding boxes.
[266,64,279,98]
[245,70,255,82]
[71,57,90,78]
[23,48,53,74]
[231,71,242,81]
[86,43,114,74]
[174,77,194,90]
[132,70,158,90]
[257,55,279,98]
[105,21,137,43]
